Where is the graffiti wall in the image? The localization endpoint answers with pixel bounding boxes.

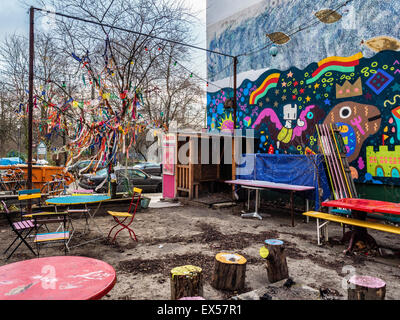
[206,50,400,185]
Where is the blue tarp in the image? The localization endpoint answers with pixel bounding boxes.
[0,157,25,165]
[236,154,331,210]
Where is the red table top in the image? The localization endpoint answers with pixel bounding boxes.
[322,198,400,215]
[0,256,116,300]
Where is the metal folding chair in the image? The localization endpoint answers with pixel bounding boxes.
[1,200,38,260]
[106,187,142,243]
[17,189,48,220]
[19,190,71,256]
[30,211,70,256]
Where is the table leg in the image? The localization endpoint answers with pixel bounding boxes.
[305,199,309,224]
[247,189,250,211]
[87,202,103,233]
[69,202,104,248]
[241,189,263,220]
[241,189,251,214]
[341,210,379,255]
[290,191,295,227]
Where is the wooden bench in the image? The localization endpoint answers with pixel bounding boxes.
[303,211,400,245]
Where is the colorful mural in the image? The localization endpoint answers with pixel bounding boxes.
[206,50,400,185]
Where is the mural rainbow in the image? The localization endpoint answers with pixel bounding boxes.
[249,73,280,105]
[306,52,363,84]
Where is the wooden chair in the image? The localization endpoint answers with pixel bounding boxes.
[1,200,38,260]
[106,187,142,243]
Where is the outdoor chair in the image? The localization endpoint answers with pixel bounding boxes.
[1,200,38,260]
[106,187,142,243]
[17,189,45,218]
[30,211,70,256]
[19,190,71,256]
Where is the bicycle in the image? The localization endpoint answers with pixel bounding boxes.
[0,168,26,194]
[41,173,67,198]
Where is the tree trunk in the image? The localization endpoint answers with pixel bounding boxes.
[211,252,247,291]
[264,239,289,283]
[170,265,203,300]
[348,275,386,300]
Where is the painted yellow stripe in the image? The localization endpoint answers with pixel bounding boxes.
[216,252,247,264]
[303,211,400,234]
[18,194,41,200]
[317,52,363,66]
[24,211,68,218]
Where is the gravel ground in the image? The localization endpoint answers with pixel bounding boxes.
[0,199,399,300]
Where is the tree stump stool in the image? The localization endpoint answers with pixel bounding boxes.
[170,265,203,300]
[347,275,386,300]
[263,239,289,283]
[211,252,247,291]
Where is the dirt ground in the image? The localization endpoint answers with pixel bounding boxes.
[1,196,400,300]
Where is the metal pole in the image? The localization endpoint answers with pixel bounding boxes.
[233,56,237,134]
[19,128,21,158]
[27,7,35,213]
[231,56,238,189]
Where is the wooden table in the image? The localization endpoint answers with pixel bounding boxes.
[322,198,400,215]
[226,179,315,226]
[0,256,116,300]
[322,198,400,253]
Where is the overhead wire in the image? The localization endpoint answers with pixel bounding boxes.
[237,0,354,58]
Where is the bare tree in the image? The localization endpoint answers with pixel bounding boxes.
[1,0,205,183]
[30,0,203,169]
[0,32,80,160]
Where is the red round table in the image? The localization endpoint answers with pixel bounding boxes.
[0,256,116,300]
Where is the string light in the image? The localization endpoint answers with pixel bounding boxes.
[172,59,225,90]
[237,0,353,58]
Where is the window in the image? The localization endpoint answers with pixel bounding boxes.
[78,161,90,169]
[146,164,160,169]
[132,169,147,178]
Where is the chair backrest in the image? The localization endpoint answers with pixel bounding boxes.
[128,187,142,214]
[18,189,42,214]
[0,200,15,228]
[17,189,42,201]
[1,200,9,214]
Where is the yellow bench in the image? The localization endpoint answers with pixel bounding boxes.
[303,211,400,245]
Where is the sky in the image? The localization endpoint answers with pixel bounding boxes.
[0,1,30,40]
[0,0,207,77]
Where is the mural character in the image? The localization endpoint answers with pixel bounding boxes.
[252,103,325,148]
[323,101,382,163]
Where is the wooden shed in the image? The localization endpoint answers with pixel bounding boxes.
[162,131,257,200]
